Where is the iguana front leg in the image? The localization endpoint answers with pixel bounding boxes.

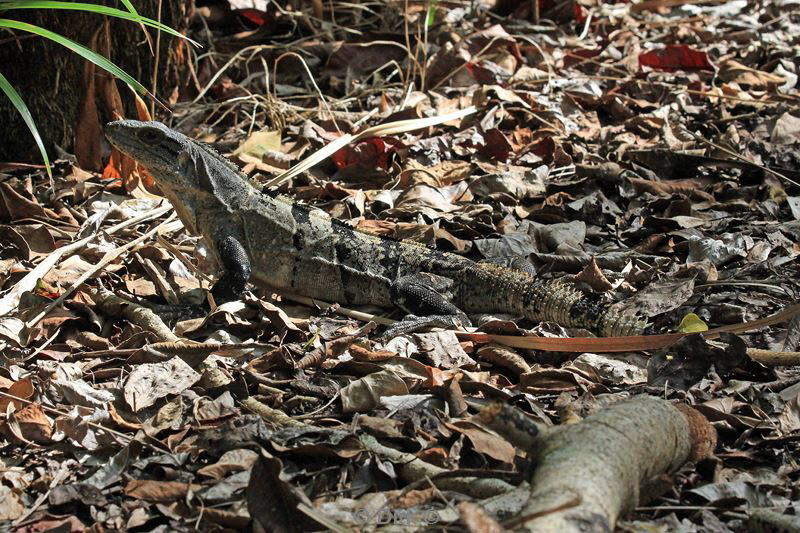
[383,273,472,338]
[210,235,252,304]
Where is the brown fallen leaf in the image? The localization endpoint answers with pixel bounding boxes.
[124,479,203,502]
[1,403,52,444]
[718,59,785,90]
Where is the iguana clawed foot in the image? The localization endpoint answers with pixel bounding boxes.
[380,313,472,340]
[390,272,462,316]
[381,272,472,339]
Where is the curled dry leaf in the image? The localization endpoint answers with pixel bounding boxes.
[123,357,201,412]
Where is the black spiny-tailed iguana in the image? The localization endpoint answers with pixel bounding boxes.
[105,120,647,337]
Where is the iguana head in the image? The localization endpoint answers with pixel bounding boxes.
[105,119,252,234]
[105,120,203,191]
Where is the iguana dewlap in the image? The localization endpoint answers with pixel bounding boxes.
[105,120,646,337]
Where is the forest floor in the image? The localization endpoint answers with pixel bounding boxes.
[1,1,799,531]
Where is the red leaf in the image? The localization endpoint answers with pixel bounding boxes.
[639,45,714,72]
[102,148,123,183]
[236,8,270,26]
[332,138,394,170]
[530,136,555,162]
[479,129,512,161]
[574,3,587,24]
[564,47,602,69]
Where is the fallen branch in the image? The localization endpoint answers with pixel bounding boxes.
[747,509,800,533]
[479,395,716,532]
[744,348,800,367]
[457,301,800,353]
[359,434,514,499]
[91,287,180,343]
[242,396,306,428]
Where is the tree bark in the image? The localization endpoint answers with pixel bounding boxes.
[0,0,190,167]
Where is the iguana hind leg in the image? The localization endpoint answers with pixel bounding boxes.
[390,273,463,316]
[384,273,472,339]
[210,235,252,304]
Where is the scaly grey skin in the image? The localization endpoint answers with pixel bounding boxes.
[104,120,647,337]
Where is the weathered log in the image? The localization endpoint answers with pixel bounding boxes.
[480,394,716,532]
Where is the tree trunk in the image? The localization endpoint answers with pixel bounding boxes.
[0,0,190,168]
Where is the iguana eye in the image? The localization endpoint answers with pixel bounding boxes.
[137,128,164,144]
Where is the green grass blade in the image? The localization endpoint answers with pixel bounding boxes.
[0,2,200,46]
[117,0,139,16]
[426,0,437,27]
[0,70,51,178]
[0,18,149,95]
